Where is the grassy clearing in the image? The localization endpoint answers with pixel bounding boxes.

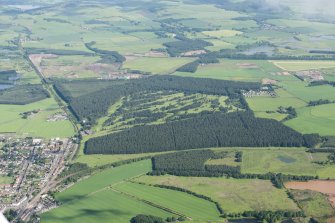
[175,59,281,82]
[289,190,335,218]
[0,98,75,138]
[241,149,335,178]
[123,57,194,74]
[0,175,12,184]
[271,61,335,71]
[114,182,221,221]
[135,175,299,213]
[285,104,335,136]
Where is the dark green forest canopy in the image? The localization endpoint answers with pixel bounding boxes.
[0,84,50,105]
[55,76,260,124]
[84,112,320,154]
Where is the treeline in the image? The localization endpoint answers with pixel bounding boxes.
[307,148,335,153]
[308,99,334,106]
[224,210,305,222]
[130,214,186,223]
[0,84,50,105]
[309,80,335,87]
[56,75,260,124]
[84,112,319,154]
[25,47,94,56]
[85,41,125,63]
[153,184,223,214]
[310,50,335,55]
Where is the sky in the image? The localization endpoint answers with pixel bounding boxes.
[266,0,335,18]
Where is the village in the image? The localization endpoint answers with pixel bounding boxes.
[0,135,76,220]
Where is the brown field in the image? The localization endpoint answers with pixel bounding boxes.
[237,63,259,69]
[181,50,206,56]
[262,78,278,85]
[285,180,335,207]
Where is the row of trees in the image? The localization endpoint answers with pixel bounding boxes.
[85,112,319,154]
[85,41,125,63]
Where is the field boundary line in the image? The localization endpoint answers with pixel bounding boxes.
[110,186,191,219]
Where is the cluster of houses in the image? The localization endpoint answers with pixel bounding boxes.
[0,135,69,211]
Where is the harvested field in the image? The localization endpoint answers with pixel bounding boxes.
[237,63,259,69]
[262,78,278,85]
[285,180,335,207]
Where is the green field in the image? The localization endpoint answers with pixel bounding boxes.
[285,104,335,136]
[123,57,194,74]
[247,88,306,111]
[175,59,281,82]
[42,160,223,222]
[0,98,75,138]
[135,175,299,213]
[241,149,335,178]
[42,160,175,223]
[114,182,221,221]
[271,61,335,71]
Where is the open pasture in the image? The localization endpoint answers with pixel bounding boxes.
[285,103,335,136]
[134,175,299,213]
[42,188,171,223]
[280,80,335,102]
[247,88,306,111]
[42,161,173,223]
[114,182,221,221]
[0,98,75,138]
[241,149,335,178]
[175,59,281,82]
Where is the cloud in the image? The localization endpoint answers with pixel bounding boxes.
[264,0,335,18]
